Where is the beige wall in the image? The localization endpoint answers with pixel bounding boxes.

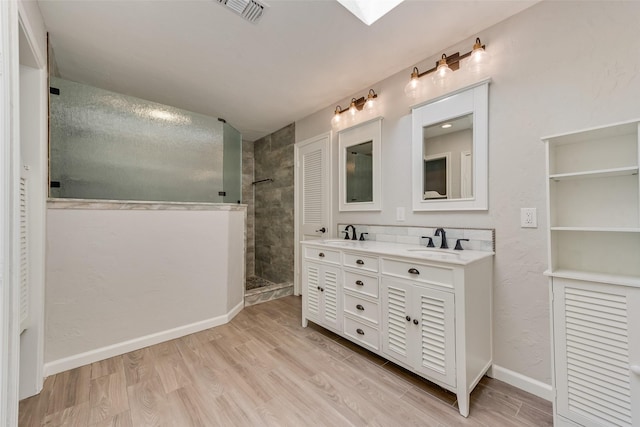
[295,1,640,385]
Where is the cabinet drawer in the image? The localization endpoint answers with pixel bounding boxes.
[381,258,454,289]
[344,316,379,351]
[344,271,379,298]
[304,247,341,264]
[344,293,379,325]
[343,252,378,272]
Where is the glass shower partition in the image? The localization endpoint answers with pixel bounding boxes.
[49,77,242,204]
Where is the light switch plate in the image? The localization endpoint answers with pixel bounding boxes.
[396,207,405,221]
[521,208,537,228]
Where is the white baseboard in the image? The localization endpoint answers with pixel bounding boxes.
[44,299,245,377]
[487,365,553,401]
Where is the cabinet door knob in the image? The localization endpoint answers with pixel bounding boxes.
[408,268,420,275]
[413,319,419,325]
[355,280,364,286]
[356,259,365,265]
[320,288,324,292]
[356,304,364,311]
[356,328,365,335]
[317,286,321,290]
[405,315,411,322]
[631,365,640,375]
[318,252,325,258]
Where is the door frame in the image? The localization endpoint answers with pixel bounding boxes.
[294,132,332,296]
[1,0,21,424]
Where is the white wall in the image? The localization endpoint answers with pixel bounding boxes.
[295,1,640,386]
[45,207,245,375]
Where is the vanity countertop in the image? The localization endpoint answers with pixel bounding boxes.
[301,239,493,266]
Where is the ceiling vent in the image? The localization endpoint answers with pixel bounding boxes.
[217,0,267,24]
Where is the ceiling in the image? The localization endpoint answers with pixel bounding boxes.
[38,0,537,141]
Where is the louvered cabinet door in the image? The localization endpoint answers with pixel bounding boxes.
[304,263,322,322]
[381,279,412,366]
[321,265,342,331]
[553,278,640,427]
[414,286,456,387]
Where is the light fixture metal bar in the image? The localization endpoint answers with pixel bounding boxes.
[415,44,484,79]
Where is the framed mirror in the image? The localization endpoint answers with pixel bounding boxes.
[412,81,489,211]
[339,118,382,211]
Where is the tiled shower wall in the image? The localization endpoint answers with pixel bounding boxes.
[247,123,295,284]
[242,139,255,278]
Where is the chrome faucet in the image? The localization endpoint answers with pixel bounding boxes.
[343,224,357,240]
[434,228,448,249]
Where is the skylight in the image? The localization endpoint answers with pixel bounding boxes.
[337,0,405,26]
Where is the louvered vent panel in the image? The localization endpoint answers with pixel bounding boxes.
[324,270,338,322]
[303,150,322,224]
[387,286,408,356]
[216,0,266,23]
[420,296,447,374]
[306,266,320,316]
[564,287,632,426]
[19,177,29,333]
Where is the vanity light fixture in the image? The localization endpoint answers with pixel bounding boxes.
[331,89,379,130]
[404,37,488,98]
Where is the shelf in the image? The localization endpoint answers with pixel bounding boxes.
[542,120,638,145]
[549,166,639,181]
[550,227,640,232]
[544,269,640,288]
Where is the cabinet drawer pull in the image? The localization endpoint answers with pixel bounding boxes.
[356,304,364,311]
[356,259,365,265]
[355,280,364,286]
[408,268,420,275]
[405,315,411,322]
[318,252,325,258]
[356,328,365,335]
[413,319,419,325]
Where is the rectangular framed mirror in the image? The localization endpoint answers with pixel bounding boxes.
[339,118,382,211]
[412,81,489,211]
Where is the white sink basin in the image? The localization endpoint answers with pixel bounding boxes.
[406,248,461,259]
[321,239,358,246]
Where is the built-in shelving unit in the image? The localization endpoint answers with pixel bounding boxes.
[543,119,640,427]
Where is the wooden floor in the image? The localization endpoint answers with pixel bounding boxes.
[19,296,552,426]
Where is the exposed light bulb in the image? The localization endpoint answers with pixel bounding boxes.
[404,67,421,99]
[363,89,377,116]
[331,106,342,130]
[441,123,452,129]
[348,98,358,117]
[469,37,489,74]
[432,54,452,87]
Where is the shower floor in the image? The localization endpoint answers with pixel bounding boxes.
[246,276,276,290]
[245,275,293,306]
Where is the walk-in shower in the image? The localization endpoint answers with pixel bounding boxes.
[49,77,241,203]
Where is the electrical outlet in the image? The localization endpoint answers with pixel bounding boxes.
[396,207,405,221]
[521,208,537,228]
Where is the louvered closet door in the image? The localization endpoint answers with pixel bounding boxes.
[381,279,412,366]
[414,286,456,387]
[554,278,640,427]
[19,174,29,333]
[298,136,329,242]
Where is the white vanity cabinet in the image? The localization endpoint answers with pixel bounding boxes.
[300,240,494,417]
[543,120,640,427]
[302,246,342,332]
